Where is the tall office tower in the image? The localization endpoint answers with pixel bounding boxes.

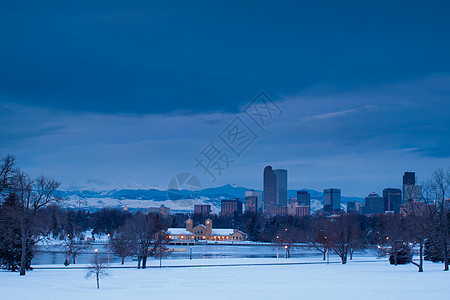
[264,166,288,215]
[194,204,211,216]
[297,191,311,207]
[402,171,415,204]
[383,188,402,213]
[274,169,287,207]
[245,190,263,214]
[323,188,341,213]
[221,199,243,216]
[263,166,277,215]
[364,193,385,214]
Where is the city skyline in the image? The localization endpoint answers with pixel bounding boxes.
[1,2,450,198]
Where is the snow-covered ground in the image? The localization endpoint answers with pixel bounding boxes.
[1,256,449,300]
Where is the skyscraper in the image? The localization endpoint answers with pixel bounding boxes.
[323,188,341,213]
[364,193,384,214]
[263,166,277,215]
[383,188,402,213]
[263,166,287,215]
[245,190,263,214]
[402,171,415,204]
[274,169,287,207]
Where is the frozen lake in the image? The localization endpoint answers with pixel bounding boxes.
[33,244,377,266]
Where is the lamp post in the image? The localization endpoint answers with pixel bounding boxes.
[189,247,192,260]
[107,234,110,263]
[285,245,288,259]
[94,248,98,260]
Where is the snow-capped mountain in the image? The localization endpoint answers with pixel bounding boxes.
[57,181,360,213]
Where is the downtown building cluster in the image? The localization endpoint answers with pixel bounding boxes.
[217,166,425,217]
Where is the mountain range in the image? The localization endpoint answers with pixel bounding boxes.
[58,182,362,213]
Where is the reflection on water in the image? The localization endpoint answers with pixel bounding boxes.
[33,244,323,265]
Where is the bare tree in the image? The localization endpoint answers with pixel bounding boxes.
[327,214,361,264]
[426,168,450,271]
[9,173,61,275]
[306,217,329,260]
[63,232,91,264]
[85,251,110,289]
[151,233,172,268]
[124,213,165,269]
[109,231,133,264]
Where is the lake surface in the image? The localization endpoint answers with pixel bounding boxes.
[32,244,331,265]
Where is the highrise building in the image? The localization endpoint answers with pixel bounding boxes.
[364,193,384,214]
[383,188,402,213]
[194,204,211,216]
[323,188,341,213]
[263,166,287,215]
[245,190,263,214]
[274,169,287,207]
[263,166,277,215]
[296,191,311,216]
[297,191,311,207]
[402,171,415,204]
[221,199,243,216]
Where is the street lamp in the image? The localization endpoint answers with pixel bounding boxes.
[284,245,288,259]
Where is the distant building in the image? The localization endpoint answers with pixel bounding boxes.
[364,193,384,214]
[194,204,211,216]
[324,188,341,213]
[383,188,402,213]
[245,190,263,214]
[166,218,247,242]
[274,169,287,207]
[347,201,364,214]
[263,166,287,215]
[296,206,311,217]
[297,191,311,207]
[148,204,170,216]
[275,205,287,216]
[402,171,415,204]
[287,197,298,216]
[263,166,277,215]
[221,199,243,216]
[296,191,311,216]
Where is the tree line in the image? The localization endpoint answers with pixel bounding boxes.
[1,154,449,273]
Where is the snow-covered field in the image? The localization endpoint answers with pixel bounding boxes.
[1,256,449,300]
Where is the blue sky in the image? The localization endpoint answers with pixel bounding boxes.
[1,1,450,196]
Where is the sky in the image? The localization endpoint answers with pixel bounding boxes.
[1,1,450,197]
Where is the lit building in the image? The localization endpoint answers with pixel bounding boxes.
[383,188,402,213]
[245,190,263,214]
[323,188,341,213]
[194,204,211,216]
[364,193,384,214]
[166,218,247,242]
[221,199,243,216]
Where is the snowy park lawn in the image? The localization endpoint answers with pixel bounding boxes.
[1,258,449,300]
